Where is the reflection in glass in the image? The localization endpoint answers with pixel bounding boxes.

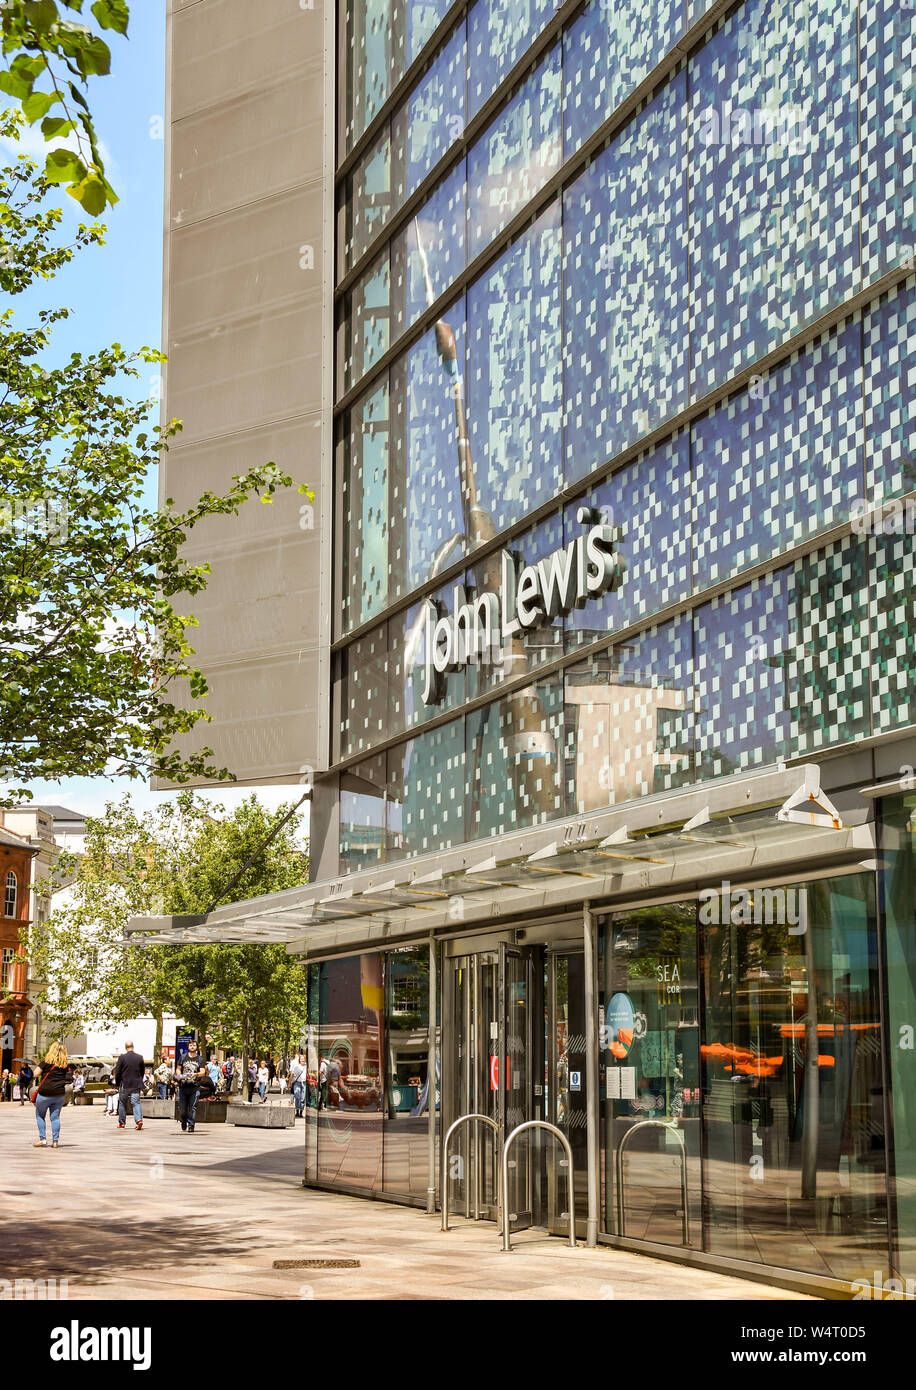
[314,955,384,1193]
[861,0,916,283]
[702,873,886,1281]
[688,0,859,396]
[467,49,561,259]
[563,75,688,483]
[341,250,390,392]
[390,162,467,341]
[599,902,702,1246]
[564,620,694,814]
[563,0,684,155]
[341,379,390,633]
[468,0,558,119]
[387,718,468,860]
[339,754,387,875]
[467,676,564,840]
[879,795,916,1281]
[384,946,431,1199]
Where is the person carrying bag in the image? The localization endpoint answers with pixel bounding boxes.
[32,1041,73,1148]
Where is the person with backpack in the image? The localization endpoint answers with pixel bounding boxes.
[33,1042,73,1148]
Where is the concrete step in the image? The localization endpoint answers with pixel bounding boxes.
[226,1103,295,1129]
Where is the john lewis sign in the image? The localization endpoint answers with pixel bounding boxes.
[420,508,624,705]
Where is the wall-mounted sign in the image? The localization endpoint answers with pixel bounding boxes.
[570,1070,582,1092]
[420,509,625,705]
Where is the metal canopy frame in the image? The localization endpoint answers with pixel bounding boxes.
[125,763,874,956]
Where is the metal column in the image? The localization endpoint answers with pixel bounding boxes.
[427,936,438,1215]
[583,901,600,1247]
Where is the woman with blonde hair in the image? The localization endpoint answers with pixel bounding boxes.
[33,1041,72,1149]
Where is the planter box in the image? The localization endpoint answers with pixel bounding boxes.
[72,1094,95,1106]
[226,1103,295,1129]
[195,1100,228,1123]
[139,1098,176,1119]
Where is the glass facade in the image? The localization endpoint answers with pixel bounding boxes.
[325,0,916,1290]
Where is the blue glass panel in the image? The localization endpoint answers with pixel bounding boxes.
[467,677,564,839]
[871,529,916,735]
[564,75,688,483]
[864,277,916,504]
[467,48,561,259]
[345,128,392,275]
[389,578,468,733]
[467,205,562,533]
[387,717,468,858]
[342,379,390,633]
[339,755,388,874]
[389,299,468,600]
[468,0,559,119]
[692,317,864,590]
[563,0,684,156]
[861,0,916,283]
[391,161,467,339]
[564,616,695,812]
[340,628,390,758]
[565,432,691,650]
[346,0,392,152]
[394,0,456,78]
[343,251,390,393]
[689,0,859,396]
[392,22,467,205]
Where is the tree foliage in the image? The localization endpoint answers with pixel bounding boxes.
[26,791,309,1060]
[0,0,129,214]
[0,115,312,802]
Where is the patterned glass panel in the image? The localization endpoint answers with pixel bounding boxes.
[861,0,916,283]
[342,250,390,393]
[563,0,685,155]
[864,277,916,504]
[340,625,390,758]
[392,0,456,82]
[689,0,860,397]
[340,754,388,875]
[387,717,468,859]
[467,47,562,259]
[871,530,916,735]
[392,21,467,207]
[345,0,392,153]
[564,432,691,649]
[468,0,559,119]
[563,74,688,484]
[341,379,390,633]
[344,128,392,276]
[564,617,694,813]
[692,317,864,590]
[389,298,468,601]
[467,205,562,534]
[467,676,564,840]
[388,578,469,732]
[390,161,467,339]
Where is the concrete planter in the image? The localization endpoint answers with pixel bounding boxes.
[195,1100,228,1123]
[226,1103,295,1129]
[72,1094,95,1106]
[139,1098,176,1119]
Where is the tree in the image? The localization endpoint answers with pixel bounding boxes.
[1,0,128,214]
[0,116,312,803]
[27,791,309,1065]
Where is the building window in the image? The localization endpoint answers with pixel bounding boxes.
[1,947,14,987]
[4,871,17,917]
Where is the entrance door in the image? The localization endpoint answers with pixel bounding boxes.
[443,943,540,1228]
[546,950,589,1238]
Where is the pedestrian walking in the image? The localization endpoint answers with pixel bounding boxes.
[290,1051,306,1117]
[0,1068,10,1102]
[33,1042,73,1149]
[317,1056,329,1110]
[257,1060,269,1102]
[17,1059,33,1106]
[267,1056,276,1090]
[114,1040,145,1131]
[175,1040,206,1132]
[247,1059,257,1101]
[207,1057,221,1088]
[154,1059,172,1100]
[222,1055,235,1095]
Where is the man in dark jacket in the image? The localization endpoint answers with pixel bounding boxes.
[113,1041,145,1131]
[17,1060,33,1105]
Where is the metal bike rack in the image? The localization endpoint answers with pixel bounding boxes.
[616,1120,689,1245]
[441,1113,500,1232]
[501,1120,576,1253]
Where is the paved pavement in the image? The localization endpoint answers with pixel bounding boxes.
[0,1103,813,1301]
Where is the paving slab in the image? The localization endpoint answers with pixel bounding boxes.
[0,1104,813,1301]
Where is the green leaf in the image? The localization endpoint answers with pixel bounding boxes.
[90,0,129,35]
[0,70,33,100]
[23,1,61,32]
[22,89,60,124]
[41,115,75,138]
[71,33,111,77]
[43,147,86,184]
[68,169,107,214]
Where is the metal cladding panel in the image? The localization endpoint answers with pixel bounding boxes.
[157,0,333,787]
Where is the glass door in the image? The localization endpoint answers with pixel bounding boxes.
[546,950,588,1238]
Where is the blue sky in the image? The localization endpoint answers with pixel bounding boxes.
[3,2,306,830]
